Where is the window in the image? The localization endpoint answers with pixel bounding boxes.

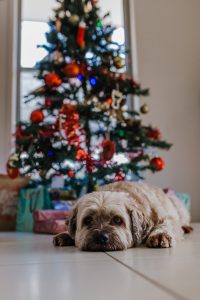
[19,0,126,121]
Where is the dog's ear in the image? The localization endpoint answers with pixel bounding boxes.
[129,206,152,246]
[67,204,78,239]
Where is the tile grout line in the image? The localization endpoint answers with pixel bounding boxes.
[105,252,187,300]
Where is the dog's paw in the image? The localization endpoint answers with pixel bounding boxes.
[146,232,173,248]
[53,232,75,247]
[182,225,194,234]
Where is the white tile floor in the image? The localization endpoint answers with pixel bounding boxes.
[0,224,199,300]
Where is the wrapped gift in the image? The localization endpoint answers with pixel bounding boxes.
[51,200,76,211]
[16,186,51,232]
[163,188,191,210]
[33,219,67,234]
[33,210,70,222]
[0,190,19,231]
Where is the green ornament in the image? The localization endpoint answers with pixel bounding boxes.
[118,130,125,137]
[96,20,102,27]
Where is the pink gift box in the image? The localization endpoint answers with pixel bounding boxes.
[33,210,70,222]
[33,219,67,234]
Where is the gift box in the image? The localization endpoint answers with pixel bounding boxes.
[163,188,191,210]
[16,186,51,232]
[33,210,70,222]
[51,200,76,211]
[33,219,67,234]
[0,190,19,231]
[0,175,29,231]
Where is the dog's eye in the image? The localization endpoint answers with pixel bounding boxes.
[83,216,93,226]
[112,216,123,226]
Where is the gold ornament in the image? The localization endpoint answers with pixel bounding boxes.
[140,103,149,114]
[39,170,47,178]
[113,56,125,69]
[51,51,64,65]
[56,18,62,32]
[106,35,112,43]
[68,15,80,26]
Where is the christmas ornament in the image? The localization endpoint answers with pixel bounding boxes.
[44,98,53,108]
[56,18,62,32]
[86,156,95,173]
[106,35,112,43]
[30,110,44,123]
[44,73,62,88]
[150,157,165,171]
[96,20,102,27]
[63,63,80,77]
[140,103,149,114]
[115,170,125,181]
[7,153,19,169]
[106,98,113,105]
[7,153,20,179]
[68,14,80,26]
[68,170,74,177]
[51,51,64,65]
[7,165,19,179]
[92,0,98,5]
[89,77,97,86]
[102,140,116,161]
[102,52,112,66]
[39,170,47,178]
[61,103,76,114]
[147,128,161,140]
[84,1,93,13]
[113,56,125,69]
[77,21,86,48]
[76,148,88,161]
[111,89,123,110]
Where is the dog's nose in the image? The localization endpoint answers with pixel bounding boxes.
[94,232,109,245]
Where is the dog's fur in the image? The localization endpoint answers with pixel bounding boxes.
[53,181,193,251]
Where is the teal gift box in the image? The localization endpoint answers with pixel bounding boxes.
[16,186,51,232]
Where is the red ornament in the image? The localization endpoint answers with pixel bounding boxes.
[7,165,19,179]
[77,21,86,48]
[76,148,88,161]
[30,110,44,123]
[44,73,62,88]
[150,157,165,171]
[115,170,125,182]
[44,98,53,108]
[147,128,161,140]
[68,170,74,178]
[60,104,77,114]
[102,140,116,161]
[86,156,94,173]
[62,63,80,78]
[106,98,113,105]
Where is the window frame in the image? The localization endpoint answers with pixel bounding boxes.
[16,0,137,122]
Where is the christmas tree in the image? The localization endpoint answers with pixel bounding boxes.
[7,0,171,195]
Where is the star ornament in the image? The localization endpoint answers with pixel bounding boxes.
[111,90,123,110]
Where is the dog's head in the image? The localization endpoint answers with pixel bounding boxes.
[67,191,151,251]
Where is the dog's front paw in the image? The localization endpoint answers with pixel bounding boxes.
[146,232,173,248]
[53,232,75,247]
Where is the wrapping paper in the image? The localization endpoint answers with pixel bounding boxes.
[33,219,67,234]
[16,186,51,232]
[33,210,70,222]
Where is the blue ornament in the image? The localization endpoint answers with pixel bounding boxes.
[48,150,54,156]
[90,77,97,86]
[77,74,83,81]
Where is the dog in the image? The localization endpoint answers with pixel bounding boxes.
[53,181,193,251]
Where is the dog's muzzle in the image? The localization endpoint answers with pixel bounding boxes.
[93,231,109,245]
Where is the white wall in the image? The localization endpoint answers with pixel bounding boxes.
[133,0,200,221]
[0,0,18,173]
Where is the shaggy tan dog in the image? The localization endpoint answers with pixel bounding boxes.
[53,181,193,251]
